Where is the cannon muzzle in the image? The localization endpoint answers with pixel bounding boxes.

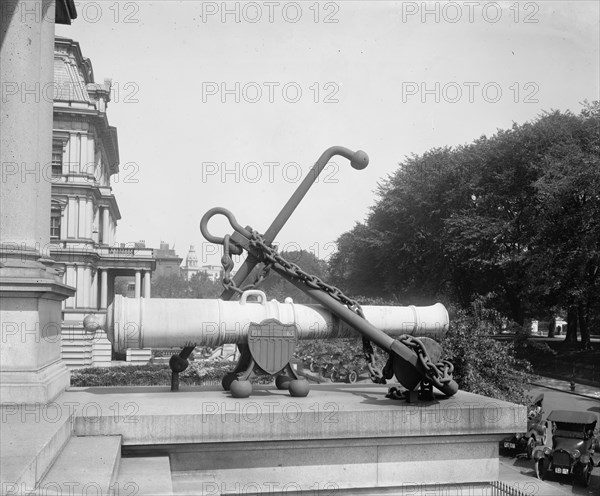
[91,291,449,353]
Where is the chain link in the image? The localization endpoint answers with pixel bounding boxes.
[220,228,454,389]
[397,334,455,391]
[221,234,272,294]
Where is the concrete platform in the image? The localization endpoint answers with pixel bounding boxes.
[60,384,525,493]
[1,384,529,494]
[61,384,526,444]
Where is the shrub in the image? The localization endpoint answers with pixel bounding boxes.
[442,310,533,405]
[70,361,278,387]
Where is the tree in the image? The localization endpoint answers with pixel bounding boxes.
[330,146,473,305]
[151,272,222,299]
[526,102,600,348]
[330,102,600,342]
[188,272,222,299]
[151,273,190,298]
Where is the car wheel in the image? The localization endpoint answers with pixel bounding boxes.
[526,437,535,459]
[535,459,545,481]
[346,370,358,384]
[330,369,338,382]
[576,461,592,487]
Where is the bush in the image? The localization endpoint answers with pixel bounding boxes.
[442,310,533,405]
[70,361,271,387]
[524,341,558,358]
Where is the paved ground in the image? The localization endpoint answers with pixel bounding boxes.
[499,378,600,495]
[532,377,600,400]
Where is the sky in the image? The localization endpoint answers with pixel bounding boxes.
[56,1,600,267]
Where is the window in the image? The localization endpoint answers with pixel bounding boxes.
[50,210,61,239]
[52,142,63,176]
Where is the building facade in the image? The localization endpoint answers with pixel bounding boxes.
[49,37,155,367]
[154,242,183,278]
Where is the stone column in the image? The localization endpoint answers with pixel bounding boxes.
[143,270,151,298]
[82,266,90,308]
[92,207,99,243]
[0,0,76,404]
[59,207,68,239]
[75,265,83,307]
[91,269,98,310]
[134,270,141,298]
[65,265,76,308]
[102,207,109,244]
[78,197,86,239]
[67,197,77,238]
[100,269,108,308]
[86,133,95,176]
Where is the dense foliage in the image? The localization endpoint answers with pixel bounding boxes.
[330,102,600,348]
[442,310,533,404]
[70,362,271,387]
[149,271,223,299]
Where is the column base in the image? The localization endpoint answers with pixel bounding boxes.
[0,268,75,405]
[0,359,70,404]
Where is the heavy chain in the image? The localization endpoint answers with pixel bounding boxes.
[221,234,272,295]
[248,231,390,383]
[220,228,455,389]
[397,334,455,391]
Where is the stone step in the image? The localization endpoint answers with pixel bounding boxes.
[37,435,122,495]
[117,457,173,496]
[0,407,73,491]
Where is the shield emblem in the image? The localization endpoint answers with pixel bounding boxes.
[248,319,298,375]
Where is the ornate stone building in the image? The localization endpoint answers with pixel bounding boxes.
[49,37,155,367]
[181,245,200,280]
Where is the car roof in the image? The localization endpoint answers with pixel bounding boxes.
[547,410,597,425]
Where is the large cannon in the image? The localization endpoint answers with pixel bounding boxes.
[86,146,459,400]
[104,293,449,350]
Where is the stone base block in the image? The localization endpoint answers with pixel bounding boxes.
[0,360,70,404]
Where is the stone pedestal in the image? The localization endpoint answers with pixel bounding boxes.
[60,384,527,493]
[0,275,74,403]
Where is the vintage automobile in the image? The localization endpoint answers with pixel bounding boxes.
[534,410,598,487]
[501,393,546,458]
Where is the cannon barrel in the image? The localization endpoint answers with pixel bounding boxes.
[88,291,449,353]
